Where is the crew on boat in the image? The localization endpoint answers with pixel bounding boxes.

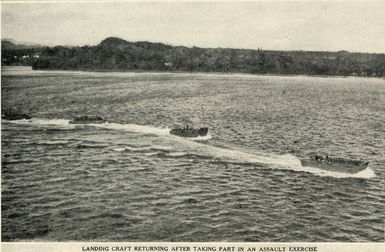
[312,155,365,166]
[314,154,323,161]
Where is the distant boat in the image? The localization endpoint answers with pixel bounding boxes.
[170,126,208,138]
[300,154,369,174]
[2,111,31,120]
[69,115,106,124]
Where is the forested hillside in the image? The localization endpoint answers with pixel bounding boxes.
[3,37,385,77]
[1,40,45,66]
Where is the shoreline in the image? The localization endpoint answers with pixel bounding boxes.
[2,65,384,80]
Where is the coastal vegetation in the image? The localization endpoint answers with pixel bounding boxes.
[1,40,43,66]
[2,37,385,77]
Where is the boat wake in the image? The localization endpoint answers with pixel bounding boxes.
[112,145,174,153]
[91,122,170,136]
[3,118,171,135]
[3,117,375,179]
[3,118,75,129]
[187,133,213,141]
[175,142,375,179]
[6,119,215,140]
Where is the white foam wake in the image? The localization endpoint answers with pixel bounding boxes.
[91,122,170,136]
[4,118,375,179]
[168,138,376,179]
[4,118,74,128]
[112,145,173,152]
[187,133,213,141]
[209,146,376,179]
[29,118,71,126]
[4,119,170,135]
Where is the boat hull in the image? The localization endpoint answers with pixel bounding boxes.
[300,158,368,174]
[69,116,106,124]
[170,127,208,138]
[2,114,31,120]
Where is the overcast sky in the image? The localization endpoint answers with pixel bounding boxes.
[1,1,385,53]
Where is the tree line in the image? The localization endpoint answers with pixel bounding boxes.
[3,37,385,77]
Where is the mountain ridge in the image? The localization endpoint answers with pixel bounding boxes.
[1,39,44,50]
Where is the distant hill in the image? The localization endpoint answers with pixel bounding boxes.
[1,39,43,50]
[3,37,385,77]
[2,40,20,50]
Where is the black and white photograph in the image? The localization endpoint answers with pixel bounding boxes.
[1,0,384,250]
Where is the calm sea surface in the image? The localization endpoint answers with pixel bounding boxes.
[1,66,384,241]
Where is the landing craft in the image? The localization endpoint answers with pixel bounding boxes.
[2,111,31,120]
[170,126,208,138]
[300,154,369,174]
[69,115,106,124]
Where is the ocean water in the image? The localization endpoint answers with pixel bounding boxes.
[1,66,384,242]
